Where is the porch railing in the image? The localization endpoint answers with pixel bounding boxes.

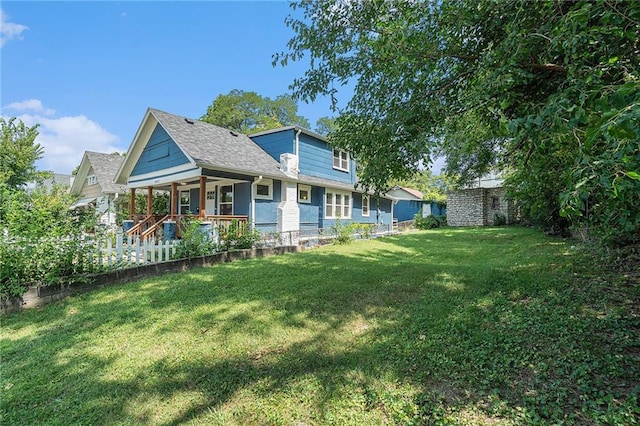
[126,214,249,242]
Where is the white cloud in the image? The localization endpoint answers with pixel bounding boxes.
[0,8,29,47]
[5,99,56,116]
[3,100,122,174]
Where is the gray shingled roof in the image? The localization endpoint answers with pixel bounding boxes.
[297,173,357,192]
[86,151,127,194]
[150,108,285,179]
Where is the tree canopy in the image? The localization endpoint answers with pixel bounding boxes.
[276,0,640,243]
[201,89,310,133]
[1,117,48,189]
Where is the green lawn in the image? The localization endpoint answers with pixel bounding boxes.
[1,227,638,425]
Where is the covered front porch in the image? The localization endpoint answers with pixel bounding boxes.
[125,172,252,241]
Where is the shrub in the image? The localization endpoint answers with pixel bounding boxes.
[219,220,260,251]
[0,185,103,299]
[415,214,447,229]
[494,213,507,226]
[173,218,216,259]
[333,218,355,244]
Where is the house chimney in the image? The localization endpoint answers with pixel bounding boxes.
[280,153,299,179]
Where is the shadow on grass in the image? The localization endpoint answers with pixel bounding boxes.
[2,227,638,424]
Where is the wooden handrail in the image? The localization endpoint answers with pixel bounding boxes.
[140,214,171,242]
[127,214,156,238]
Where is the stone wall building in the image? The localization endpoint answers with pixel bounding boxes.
[447,187,517,227]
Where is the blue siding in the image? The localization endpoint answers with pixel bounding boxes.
[376,198,393,225]
[190,188,200,215]
[234,182,251,216]
[395,200,422,222]
[298,134,356,185]
[299,185,322,230]
[250,130,294,162]
[352,193,380,224]
[255,179,281,232]
[395,200,447,221]
[131,124,190,177]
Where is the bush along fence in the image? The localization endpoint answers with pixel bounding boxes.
[1,220,398,312]
[0,231,180,300]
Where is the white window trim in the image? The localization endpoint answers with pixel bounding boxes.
[362,194,370,217]
[254,178,273,200]
[86,175,97,185]
[180,190,190,213]
[332,149,350,172]
[298,184,312,204]
[325,189,352,219]
[218,185,234,215]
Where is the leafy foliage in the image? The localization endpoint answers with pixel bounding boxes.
[0,117,49,189]
[276,0,640,244]
[173,217,216,259]
[201,89,310,133]
[116,191,170,224]
[1,184,102,299]
[415,214,447,230]
[391,171,454,204]
[218,220,260,251]
[314,116,337,136]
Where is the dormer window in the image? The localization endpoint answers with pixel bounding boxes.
[332,149,349,172]
[86,175,97,185]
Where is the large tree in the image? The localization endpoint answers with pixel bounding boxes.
[201,89,310,133]
[276,0,639,243]
[0,117,48,189]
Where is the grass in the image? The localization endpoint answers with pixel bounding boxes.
[1,227,638,425]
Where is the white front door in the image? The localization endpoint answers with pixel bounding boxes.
[205,189,216,215]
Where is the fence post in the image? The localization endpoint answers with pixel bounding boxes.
[106,237,113,268]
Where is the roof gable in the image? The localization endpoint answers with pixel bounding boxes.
[386,186,424,201]
[71,151,126,195]
[116,108,285,184]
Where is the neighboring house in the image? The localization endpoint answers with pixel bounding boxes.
[447,174,517,226]
[113,108,394,240]
[36,173,74,192]
[385,186,446,222]
[70,151,127,225]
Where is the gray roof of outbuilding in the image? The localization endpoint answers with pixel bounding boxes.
[85,151,127,194]
[150,108,285,179]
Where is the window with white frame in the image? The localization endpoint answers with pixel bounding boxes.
[298,184,311,203]
[219,185,233,215]
[180,190,190,214]
[332,149,349,172]
[362,194,370,217]
[325,190,351,219]
[86,175,97,185]
[254,178,273,200]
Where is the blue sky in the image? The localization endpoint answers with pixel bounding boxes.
[1,1,339,174]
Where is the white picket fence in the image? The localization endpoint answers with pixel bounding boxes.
[97,232,179,268]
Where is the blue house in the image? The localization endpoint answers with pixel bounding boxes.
[386,186,446,222]
[114,108,393,240]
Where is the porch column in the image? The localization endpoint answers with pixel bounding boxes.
[171,182,178,217]
[199,176,207,218]
[129,188,136,218]
[147,187,153,216]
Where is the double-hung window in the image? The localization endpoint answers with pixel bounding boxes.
[362,194,370,217]
[332,149,349,172]
[219,185,233,215]
[325,190,351,219]
[180,190,190,214]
